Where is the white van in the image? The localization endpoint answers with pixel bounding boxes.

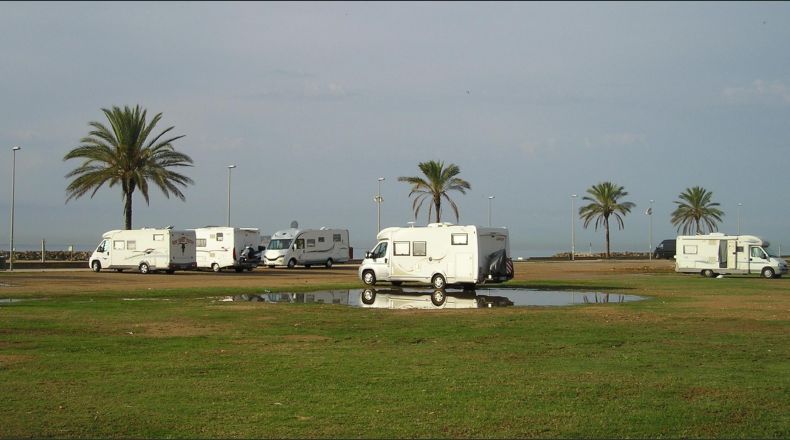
[675,233,788,278]
[192,227,261,272]
[263,228,351,268]
[358,223,514,289]
[89,228,197,274]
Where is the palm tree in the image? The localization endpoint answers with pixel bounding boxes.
[64,105,194,229]
[670,186,724,235]
[579,181,636,258]
[398,160,471,223]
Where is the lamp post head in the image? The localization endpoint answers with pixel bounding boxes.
[228,164,237,169]
[571,194,577,198]
[488,195,495,200]
[378,177,385,182]
[12,146,21,151]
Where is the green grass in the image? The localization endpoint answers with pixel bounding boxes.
[1,274,788,438]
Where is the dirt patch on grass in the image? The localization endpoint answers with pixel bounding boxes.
[0,354,35,366]
[281,334,332,342]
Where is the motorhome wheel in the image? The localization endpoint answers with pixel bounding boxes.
[362,270,376,285]
[212,263,221,273]
[325,258,333,268]
[287,259,296,269]
[139,263,150,274]
[702,269,715,278]
[431,289,446,306]
[761,267,775,279]
[91,261,101,272]
[431,274,446,289]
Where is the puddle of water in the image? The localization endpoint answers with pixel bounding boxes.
[0,298,47,304]
[221,288,646,309]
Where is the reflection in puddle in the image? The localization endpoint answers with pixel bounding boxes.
[221,288,646,309]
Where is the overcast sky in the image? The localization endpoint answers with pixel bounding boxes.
[2,1,789,257]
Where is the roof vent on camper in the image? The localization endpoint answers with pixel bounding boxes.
[290,220,299,229]
[407,222,416,228]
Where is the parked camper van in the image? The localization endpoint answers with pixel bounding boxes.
[653,239,676,259]
[675,233,788,278]
[89,228,197,274]
[263,228,351,268]
[358,223,514,289]
[192,227,261,272]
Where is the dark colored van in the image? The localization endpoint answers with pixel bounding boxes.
[654,239,676,259]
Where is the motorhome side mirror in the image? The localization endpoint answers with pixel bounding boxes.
[365,252,372,259]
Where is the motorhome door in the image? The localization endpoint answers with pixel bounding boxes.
[95,240,110,267]
[369,241,391,280]
[748,246,769,274]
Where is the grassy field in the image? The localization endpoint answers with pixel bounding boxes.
[1,263,788,438]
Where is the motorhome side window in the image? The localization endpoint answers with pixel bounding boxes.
[296,239,305,249]
[413,241,427,256]
[196,239,207,247]
[683,245,697,255]
[394,241,410,256]
[127,241,136,251]
[318,237,325,243]
[751,247,767,259]
[216,233,223,242]
[333,234,341,242]
[153,234,164,241]
[372,242,387,259]
[307,239,315,248]
[113,240,125,250]
[451,234,468,245]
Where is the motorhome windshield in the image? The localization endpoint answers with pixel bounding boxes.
[268,239,292,250]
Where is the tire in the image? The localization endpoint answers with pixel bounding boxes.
[115,268,124,273]
[325,258,333,268]
[91,261,101,272]
[234,267,243,273]
[362,270,376,286]
[287,259,296,269]
[761,267,775,279]
[431,289,447,307]
[702,269,716,278]
[391,281,403,286]
[212,263,221,273]
[361,289,376,305]
[305,264,311,269]
[268,265,275,269]
[431,274,446,289]
[139,263,150,274]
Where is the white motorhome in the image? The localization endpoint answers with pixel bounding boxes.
[192,227,261,272]
[358,223,514,289]
[89,228,197,274]
[675,233,788,278]
[263,228,351,268]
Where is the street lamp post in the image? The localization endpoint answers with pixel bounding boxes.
[648,199,654,261]
[227,165,236,226]
[9,146,21,271]
[737,203,742,235]
[487,195,495,227]
[375,177,385,233]
[571,194,578,261]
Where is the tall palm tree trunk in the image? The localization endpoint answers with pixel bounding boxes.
[124,191,133,230]
[604,216,611,258]
[434,197,441,223]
